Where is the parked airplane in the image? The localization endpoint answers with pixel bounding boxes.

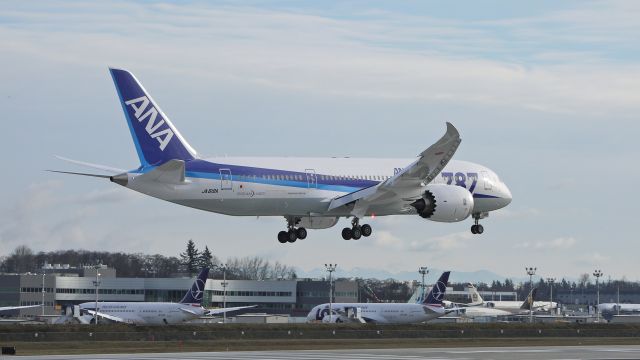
[51,68,512,243]
[598,303,640,320]
[448,284,557,314]
[78,268,253,325]
[307,271,452,324]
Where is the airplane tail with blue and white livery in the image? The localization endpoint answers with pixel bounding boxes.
[179,267,209,305]
[422,271,450,306]
[109,68,198,167]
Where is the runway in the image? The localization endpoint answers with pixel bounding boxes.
[16,345,640,360]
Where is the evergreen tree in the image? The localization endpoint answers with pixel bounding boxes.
[180,239,200,276]
[199,246,215,269]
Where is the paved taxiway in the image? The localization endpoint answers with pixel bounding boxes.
[16,345,640,360]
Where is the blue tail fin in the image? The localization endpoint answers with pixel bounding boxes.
[422,271,450,305]
[109,68,197,167]
[179,268,209,305]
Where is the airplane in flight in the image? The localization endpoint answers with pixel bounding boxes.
[307,271,452,324]
[51,68,512,243]
[78,268,253,325]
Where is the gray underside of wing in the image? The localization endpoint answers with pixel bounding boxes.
[328,122,461,216]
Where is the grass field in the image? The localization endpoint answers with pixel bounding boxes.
[2,323,640,355]
[5,337,640,355]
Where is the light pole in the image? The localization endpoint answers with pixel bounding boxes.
[593,269,603,322]
[546,277,555,314]
[570,283,576,305]
[93,265,102,325]
[325,264,337,322]
[41,272,46,316]
[220,264,228,324]
[525,267,536,323]
[418,267,429,302]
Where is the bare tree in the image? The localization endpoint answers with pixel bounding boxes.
[579,273,590,288]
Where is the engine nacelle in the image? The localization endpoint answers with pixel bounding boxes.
[410,184,474,222]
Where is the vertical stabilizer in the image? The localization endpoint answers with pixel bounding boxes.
[179,268,209,305]
[423,271,450,305]
[109,68,197,166]
[467,283,484,305]
[520,287,538,310]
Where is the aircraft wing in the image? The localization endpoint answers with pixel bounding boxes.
[179,307,199,316]
[206,305,257,315]
[84,309,131,324]
[0,305,41,312]
[328,123,461,217]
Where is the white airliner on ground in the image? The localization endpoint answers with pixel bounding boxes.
[598,303,640,321]
[78,268,253,325]
[51,68,512,243]
[307,272,452,324]
[444,285,557,317]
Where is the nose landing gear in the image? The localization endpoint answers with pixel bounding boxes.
[342,218,373,240]
[470,213,484,234]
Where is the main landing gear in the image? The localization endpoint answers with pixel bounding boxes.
[471,213,484,234]
[278,217,307,244]
[342,218,373,240]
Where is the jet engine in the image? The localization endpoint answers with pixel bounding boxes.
[410,184,474,222]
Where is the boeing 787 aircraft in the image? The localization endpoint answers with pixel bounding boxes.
[78,268,254,325]
[52,68,512,243]
[307,271,452,324]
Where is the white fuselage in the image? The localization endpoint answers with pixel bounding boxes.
[125,158,511,218]
[483,300,558,313]
[598,303,640,314]
[79,301,205,325]
[307,302,446,324]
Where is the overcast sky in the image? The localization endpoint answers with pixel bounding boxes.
[1,0,639,282]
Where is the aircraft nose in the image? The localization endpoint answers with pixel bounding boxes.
[502,183,512,205]
[306,308,316,322]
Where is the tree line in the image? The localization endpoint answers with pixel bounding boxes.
[0,241,296,280]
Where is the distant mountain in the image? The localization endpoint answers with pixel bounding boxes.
[295,267,511,284]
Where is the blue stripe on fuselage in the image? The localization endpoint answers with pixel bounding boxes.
[133,159,375,193]
[473,193,500,199]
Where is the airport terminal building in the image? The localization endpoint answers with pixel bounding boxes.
[1,264,520,319]
[0,265,359,318]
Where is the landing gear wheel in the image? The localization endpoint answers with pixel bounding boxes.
[351,227,362,240]
[296,227,307,240]
[471,213,484,235]
[287,230,297,243]
[342,227,353,240]
[278,231,288,243]
[361,224,372,237]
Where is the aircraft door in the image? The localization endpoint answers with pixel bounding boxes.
[305,169,317,189]
[220,169,233,191]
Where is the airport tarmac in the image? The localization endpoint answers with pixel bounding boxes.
[15,345,640,360]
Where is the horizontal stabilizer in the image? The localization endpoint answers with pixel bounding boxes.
[137,159,186,184]
[47,170,111,179]
[55,156,126,174]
